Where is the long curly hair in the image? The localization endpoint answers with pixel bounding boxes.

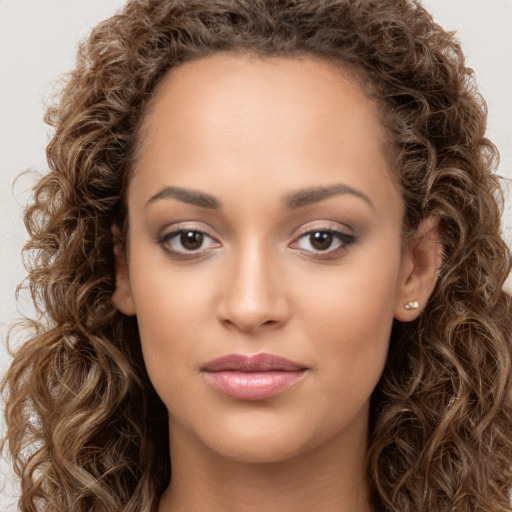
[2,0,511,511]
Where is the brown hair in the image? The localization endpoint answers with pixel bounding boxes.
[3,0,511,511]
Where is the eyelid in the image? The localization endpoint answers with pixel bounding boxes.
[157,221,218,240]
[291,221,355,240]
[156,223,221,259]
[289,222,357,259]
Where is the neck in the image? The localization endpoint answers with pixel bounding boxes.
[158,422,372,512]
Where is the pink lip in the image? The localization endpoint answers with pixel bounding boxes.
[201,353,308,401]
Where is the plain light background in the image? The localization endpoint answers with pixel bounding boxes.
[1,0,511,507]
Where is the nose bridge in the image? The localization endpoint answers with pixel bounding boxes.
[218,235,288,331]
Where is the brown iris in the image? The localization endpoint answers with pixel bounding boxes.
[310,231,333,251]
[181,231,204,250]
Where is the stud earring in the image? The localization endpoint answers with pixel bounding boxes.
[404,300,419,310]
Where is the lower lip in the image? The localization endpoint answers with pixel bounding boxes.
[203,370,307,401]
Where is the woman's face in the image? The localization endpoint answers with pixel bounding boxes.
[115,54,413,464]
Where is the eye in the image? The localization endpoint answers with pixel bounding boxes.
[157,228,220,259]
[291,228,356,258]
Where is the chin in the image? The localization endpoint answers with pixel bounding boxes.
[193,413,338,466]
[210,434,312,465]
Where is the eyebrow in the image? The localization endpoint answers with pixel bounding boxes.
[284,183,374,210]
[146,183,374,210]
[146,186,221,209]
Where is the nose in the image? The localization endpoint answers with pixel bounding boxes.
[216,241,290,333]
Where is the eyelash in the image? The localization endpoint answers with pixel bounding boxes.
[156,227,356,261]
[291,228,356,260]
[156,228,218,260]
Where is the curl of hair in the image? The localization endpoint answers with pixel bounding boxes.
[2,1,511,511]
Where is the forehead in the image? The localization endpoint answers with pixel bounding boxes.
[135,53,387,162]
[129,53,400,218]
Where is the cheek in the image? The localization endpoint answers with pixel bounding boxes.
[299,247,402,399]
[308,291,393,389]
[128,262,212,393]
[130,249,212,334]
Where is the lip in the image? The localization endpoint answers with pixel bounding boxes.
[201,353,308,401]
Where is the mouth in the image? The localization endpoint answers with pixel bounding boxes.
[201,353,309,401]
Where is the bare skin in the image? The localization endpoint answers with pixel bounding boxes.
[113,54,441,511]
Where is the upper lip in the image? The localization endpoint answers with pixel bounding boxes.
[201,353,308,372]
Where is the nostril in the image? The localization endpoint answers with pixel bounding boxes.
[218,310,287,333]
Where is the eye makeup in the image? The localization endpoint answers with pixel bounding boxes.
[156,222,357,262]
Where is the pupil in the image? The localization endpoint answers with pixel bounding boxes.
[311,231,332,250]
[181,231,203,250]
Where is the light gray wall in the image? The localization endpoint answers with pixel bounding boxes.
[1,1,511,508]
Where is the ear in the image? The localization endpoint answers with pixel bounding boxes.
[111,225,136,316]
[394,216,443,322]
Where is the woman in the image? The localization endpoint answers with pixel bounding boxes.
[2,0,511,510]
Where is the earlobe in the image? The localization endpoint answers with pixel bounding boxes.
[111,225,136,316]
[394,216,443,322]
